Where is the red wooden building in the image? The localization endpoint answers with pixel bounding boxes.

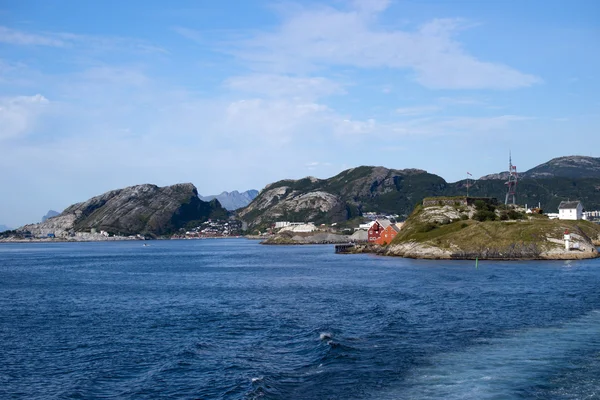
[368,220,401,245]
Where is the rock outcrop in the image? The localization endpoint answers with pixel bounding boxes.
[17,183,227,237]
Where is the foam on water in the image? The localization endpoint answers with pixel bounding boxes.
[380,310,600,399]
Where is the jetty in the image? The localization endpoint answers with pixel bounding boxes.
[335,243,355,253]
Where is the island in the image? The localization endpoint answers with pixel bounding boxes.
[346,197,600,260]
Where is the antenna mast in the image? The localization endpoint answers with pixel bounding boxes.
[504,152,518,205]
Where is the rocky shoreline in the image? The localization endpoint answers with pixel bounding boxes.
[261,232,355,245]
[344,241,600,260]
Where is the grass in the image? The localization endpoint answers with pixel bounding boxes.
[392,204,600,253]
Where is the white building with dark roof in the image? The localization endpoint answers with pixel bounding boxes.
[558,201,584,220]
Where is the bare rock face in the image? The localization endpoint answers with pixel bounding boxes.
[238,186,341,226]
[478,172,510,181]
[19,183,226,237]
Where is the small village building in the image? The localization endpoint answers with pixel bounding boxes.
[375,224,401,245]
[368,219,395,243]
[558,201,584,220]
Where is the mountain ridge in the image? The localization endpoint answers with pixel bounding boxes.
[240,156,600,230]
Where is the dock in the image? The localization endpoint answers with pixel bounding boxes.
[335,243,355,253]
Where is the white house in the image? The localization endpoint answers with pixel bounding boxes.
[558,201,584,220]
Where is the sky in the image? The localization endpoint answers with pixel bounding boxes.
[1,0,599,227]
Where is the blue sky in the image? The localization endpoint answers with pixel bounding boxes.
[1,0,599,227]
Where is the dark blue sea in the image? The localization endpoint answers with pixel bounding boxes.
[1,239,599,399]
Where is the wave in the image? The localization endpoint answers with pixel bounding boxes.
[377,309,600,399]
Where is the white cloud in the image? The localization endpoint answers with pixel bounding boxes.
[225,74,344,99]
[396,105,440,116]
[223,98,331,144]
[437,115,533,131]
[232,4,540,89]
[172,26,204,43]
[0,26,64,46]
[0,94,49,140]
[0,25,167,54]
[79,66,149,86]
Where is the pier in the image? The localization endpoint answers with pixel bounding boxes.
[335,243,355,253]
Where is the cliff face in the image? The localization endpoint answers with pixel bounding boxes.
[19,183,227,237]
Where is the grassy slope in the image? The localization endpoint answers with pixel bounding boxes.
[392,205,600,254]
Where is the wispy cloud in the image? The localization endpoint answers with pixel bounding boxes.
[172,26,204,43]
[0,26,64,46]
[396,105,440,116]
[0,94,50,140]
[225,74,345,99]
[228,3,540,90]
[0,25,167,54]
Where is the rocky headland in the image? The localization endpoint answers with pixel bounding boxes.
[348,199,600,260]
[2,183,227,241]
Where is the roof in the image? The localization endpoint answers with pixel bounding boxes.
[558,201,582,210]
[375,219,392,228]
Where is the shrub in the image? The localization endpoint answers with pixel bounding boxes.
[460,214,469,220]
[474,210,497,222]
[460,222,468,229]
[419,222,437,232]
[507,210,525,220]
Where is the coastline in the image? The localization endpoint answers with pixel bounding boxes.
[344,242,600,260]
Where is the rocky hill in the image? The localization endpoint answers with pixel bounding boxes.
[480,156,600,180]
[16,183,227,237]
[0,224,11,233]
[239,156,600,229]
[522,156,600,179]
[238,167,447,229]
[200,190,258,210]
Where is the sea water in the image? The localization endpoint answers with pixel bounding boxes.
[1,239,599,399]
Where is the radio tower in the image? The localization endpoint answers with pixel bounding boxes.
[504,152,518,205]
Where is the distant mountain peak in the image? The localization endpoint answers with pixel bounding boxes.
[42,210,60,223]
[199,189,259,211]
